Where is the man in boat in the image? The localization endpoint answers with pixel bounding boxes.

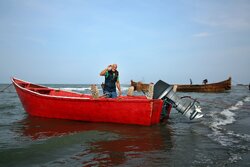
[203,79,208,85]
[100,64,122,98]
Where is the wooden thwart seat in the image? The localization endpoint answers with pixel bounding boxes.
[91,84,99,99]
[130,80,154,99]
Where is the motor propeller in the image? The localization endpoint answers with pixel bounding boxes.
[153,80,203,120]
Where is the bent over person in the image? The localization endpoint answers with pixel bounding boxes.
[100,64,122,98]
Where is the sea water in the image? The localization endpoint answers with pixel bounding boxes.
[0,84,250,167]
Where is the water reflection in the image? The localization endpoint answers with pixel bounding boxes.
[18,116,173,166]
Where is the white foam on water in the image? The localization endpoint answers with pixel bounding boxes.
[60,87,91,91]
[61,86,130,94]
[121,87,129,91]
[206,108,237,147]
[207,98,249,163]
[211,109,236,128]
[208,129,237,147]
[228,153,242,163]
[227,130,250,142]
[243,96,250,102]
[208,100,241,144]
[210,99,245,129]
[228,100,243,111]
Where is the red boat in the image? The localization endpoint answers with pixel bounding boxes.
[12,78,167,126]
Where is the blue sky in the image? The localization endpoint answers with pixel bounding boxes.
[1,0,249,84]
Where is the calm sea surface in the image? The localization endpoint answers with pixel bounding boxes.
[0,84,250,167]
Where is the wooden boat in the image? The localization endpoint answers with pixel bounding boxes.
[12,78,168,126]
[176,77,231,92]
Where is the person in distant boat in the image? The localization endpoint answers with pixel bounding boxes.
[203,79,208,85]
[100,64,122,98]
[190,78,192,85]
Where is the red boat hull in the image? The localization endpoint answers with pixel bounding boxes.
[12,78,166,126]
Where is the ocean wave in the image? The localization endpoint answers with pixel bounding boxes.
[211,109,236,128]
[243,96,250,102]
[60,87,91,91]
[0,104,16,110]
[207,97,249,163]
[227,131,250,142]
[121,87,129,91]
[210,98,245,128]
[207,128,237,147]
[59,86,130,92]
[207,99,243,147]
[229,100,243,111]
[228,153,242,163]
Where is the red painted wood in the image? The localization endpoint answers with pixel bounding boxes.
[12,78,167,126]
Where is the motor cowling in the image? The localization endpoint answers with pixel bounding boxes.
[153,80,203,120]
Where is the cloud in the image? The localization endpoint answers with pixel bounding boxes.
[195,16,250,30]
[192,1,250,30]
[193,32,211,38]
[24,36,46,45]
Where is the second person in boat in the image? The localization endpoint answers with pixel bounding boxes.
[100,64,122,98]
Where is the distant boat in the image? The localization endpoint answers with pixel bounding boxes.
[176,77,231,93]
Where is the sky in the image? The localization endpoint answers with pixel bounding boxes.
[0,0,250,84]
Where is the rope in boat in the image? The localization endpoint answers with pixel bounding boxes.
[0,83,13,93]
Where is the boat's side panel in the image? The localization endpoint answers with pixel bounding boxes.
[14,82,163,126]
[176,85,228,92]
[151,100,163,124]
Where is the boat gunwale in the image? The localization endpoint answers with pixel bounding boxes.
[12,77,156,103]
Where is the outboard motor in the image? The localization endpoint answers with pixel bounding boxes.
[153,80,203,120]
